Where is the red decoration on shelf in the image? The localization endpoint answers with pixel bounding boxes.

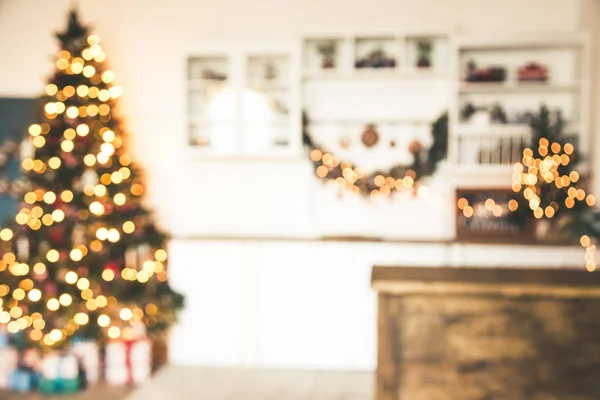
[517,62,548,82]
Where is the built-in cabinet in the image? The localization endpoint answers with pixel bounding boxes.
[186,32,589,189]
[187,50,299,157]
[450,34,588,180]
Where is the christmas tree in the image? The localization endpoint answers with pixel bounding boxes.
[0,10,183,348]
[510,105,591,234]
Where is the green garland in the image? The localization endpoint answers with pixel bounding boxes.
[302,111,448,196]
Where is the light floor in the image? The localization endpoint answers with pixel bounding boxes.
[127,367,374,400]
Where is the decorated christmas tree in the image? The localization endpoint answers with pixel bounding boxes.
[0,10,183,349]
[510,105,591,237]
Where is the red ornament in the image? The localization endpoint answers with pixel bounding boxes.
[45,282,57,296]
[48,227,65,243]
[105,261,119,273]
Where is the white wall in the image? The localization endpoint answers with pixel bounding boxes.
[0,0,591,370]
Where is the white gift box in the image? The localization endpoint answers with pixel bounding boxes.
[42,354,78,380]
[0,347,18,389]
[105,340,151,385]
[71,341,100,384]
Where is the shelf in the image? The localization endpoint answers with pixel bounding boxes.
[248,83,290,92]
[188,79,228,90]
[455,124,532,137]
[456,123,581,137]
[459,81,580,94]
[307,118,432,126]
[456,35,585,51]
[303,68,451,81]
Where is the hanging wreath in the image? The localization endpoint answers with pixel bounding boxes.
[302,111,448,197]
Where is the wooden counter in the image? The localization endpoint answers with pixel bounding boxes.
[372,266,600,400]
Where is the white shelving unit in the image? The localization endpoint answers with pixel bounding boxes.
[186,46,301,158]
[302,32,451,79]
[449,32,589,185]
[301,32,452,174]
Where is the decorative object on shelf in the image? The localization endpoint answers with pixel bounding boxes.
[460,103,476,122]
[264,62,277,80]
[471,109,492,126]
[490,103,508,124]
[408,139,422,154]
[356,48,396,69]
[461,103,508,124]
[303,111,448,197]
[517,62,548,82]
[416,40,433,68]
[316,40,337,69]
[339,135,352,149]
[201,69,227,81]
[361,124,379,148]
[465,60,506,83]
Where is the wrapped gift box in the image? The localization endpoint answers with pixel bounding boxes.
[39,353,80,395]
[10,368,39,393]
[105,339,151,385]
[71,339,100,385]
[0,347,18,389]
[0,329,9,349]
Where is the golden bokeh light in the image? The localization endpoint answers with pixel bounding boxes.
[33,262,46,275]
[96,227,108,241]
[155,249,167,262]
[59,293,73,307]
[98,314,110,327]
[76,278,90,291]
[108,326,120,339]
[74,312,89,325]
[0,228,13,241]
[46,249,59,263]
[47,298,60,311]
[102,269,115,282]
[65,271,78,284]
[89,201,105,215]
[48,157,61,169]
[113,193,126,205]
[107,228,120,243]
[120,308,133,321]
[123,221,135,234]
[28,288,42,302]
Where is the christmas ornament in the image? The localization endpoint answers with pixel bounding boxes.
[19,138,34,160]
[81,169,99,187]
[408,139,423,154]
[71,224,85,247]
[16,236,29,260]
[339,135,351,149]
[125,248,137,269]
[361,124,379,148]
